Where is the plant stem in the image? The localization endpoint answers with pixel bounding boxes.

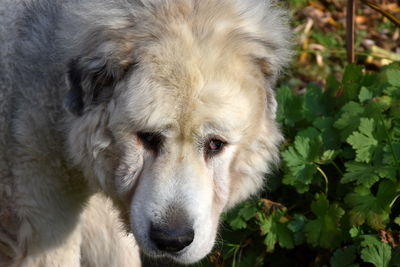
[361,0,400,27]
[390,194,400,209]
[317,166,329,195]
[332,161,344,176]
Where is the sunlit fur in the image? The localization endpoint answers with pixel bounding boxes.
[0,0,291,265]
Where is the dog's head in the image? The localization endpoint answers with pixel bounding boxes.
[64,0,291,263]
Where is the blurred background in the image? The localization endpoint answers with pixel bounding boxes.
[288,0,399,87]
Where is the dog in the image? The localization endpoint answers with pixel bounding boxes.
[0,0,291,265]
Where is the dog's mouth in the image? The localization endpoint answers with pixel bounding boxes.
[143,244,190,260]
[140,252,189,267]
[138,240,195,264]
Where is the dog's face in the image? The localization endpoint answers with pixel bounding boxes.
[111,51,278,263]
[64,0,290,263]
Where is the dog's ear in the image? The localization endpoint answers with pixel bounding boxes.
[65,55,130,116]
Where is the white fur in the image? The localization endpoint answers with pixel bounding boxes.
[0,0,291,265]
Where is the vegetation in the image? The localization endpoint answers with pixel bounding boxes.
[204,1,400,266]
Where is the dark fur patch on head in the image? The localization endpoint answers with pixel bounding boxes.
[65,56,132,116]
[90,67,116,104]
[65,59,85,116]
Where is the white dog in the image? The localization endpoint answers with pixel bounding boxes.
[0,0,291,265]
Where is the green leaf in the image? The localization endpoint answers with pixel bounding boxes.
[303,85,326,121]
[297,127,320,140]
[260,214,272,235]
[359,86,374,102]
[305,194,344,248]
[341,162,380,188]
[275,220,295,249]
[334,101,364,141]
[345,187,382,229]
[361,242,392,267]
[287,214,307,233]
[276,86,303,126]
[260,211,294,251]
[390,248,400,267]
[313,117,341,149]
[347,118,378,163]
[287,214,306,245]
[238,205,258,221]
[395,216,400,226]
[226,202,258,230]
[361,235,383,247]
[345,180,398,229]
[385,68,400,87]
[310,193,329,216]
[390,100,400,118]
[382,143,400,167]
[349,227,361,238]
[326,74,341,98]
[374,119,393,145]
[264,231,276,252]
[317,149,340,164]
[229,216,247,230]
[282,136,320,193]
[384,86,400,98]
[375,164,397,181]
[342,64,363,101]
[376,180,399,208]
[330,245,358,267]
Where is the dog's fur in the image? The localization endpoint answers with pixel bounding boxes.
[0,0,291,265]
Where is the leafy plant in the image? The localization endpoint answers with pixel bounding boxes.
[204,63,400,266]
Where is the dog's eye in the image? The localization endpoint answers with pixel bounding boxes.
[137,132,164,152]
[205,138,226,157]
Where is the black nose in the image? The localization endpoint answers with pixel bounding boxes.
[149,223,194,253]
